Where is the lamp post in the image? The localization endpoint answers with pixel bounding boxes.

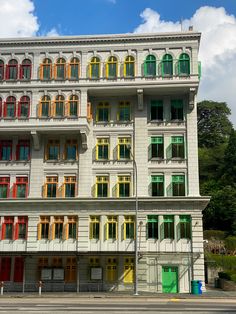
[126,144,138,295]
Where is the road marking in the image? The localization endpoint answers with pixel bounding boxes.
[170,298,180,302]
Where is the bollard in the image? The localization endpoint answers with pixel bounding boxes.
[0,281,4,296]
[38,281,42,296]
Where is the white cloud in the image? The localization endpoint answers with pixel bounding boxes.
[0,0,39,37]
[46,28,60,37]
[134,6,236,125]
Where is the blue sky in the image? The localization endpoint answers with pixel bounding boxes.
[33,0,236,35]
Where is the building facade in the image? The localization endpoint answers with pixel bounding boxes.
[0,32,209,293]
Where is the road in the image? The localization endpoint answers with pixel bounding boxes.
[0,298,236,314]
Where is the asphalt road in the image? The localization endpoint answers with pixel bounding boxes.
[0,298,236,314]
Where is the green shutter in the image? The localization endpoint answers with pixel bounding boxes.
[198,61,201,79]
[151,175,164,183]
[171,100,183,108]
[160,223,164,241]
[148,215,158,223]
[151,100,163,107]
[179,215,191,223]
[151,137,163,144]
[163,215,174,223]
[172,175,185,183]
[171,136,184,144]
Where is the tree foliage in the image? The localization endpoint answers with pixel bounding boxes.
[197,100,232,148]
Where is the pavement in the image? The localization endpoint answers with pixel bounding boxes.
[0,285,235,299]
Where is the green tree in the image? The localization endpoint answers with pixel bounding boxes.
[197,100,232,148]
[221,129,236,185]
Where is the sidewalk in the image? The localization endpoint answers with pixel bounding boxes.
[0,285,236,299]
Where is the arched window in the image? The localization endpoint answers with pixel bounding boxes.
[0,60,4,80]
[68,95,79,117]
[40,58,52,80]
[69,57,80,80]
[20,59,31,80]
[4,96,16,118]
[144,55,156,77]
[6,59,18,80]
[162,54,173,76]
[179,53,190,76]
[39,95,51,117]
[106,56,117,79]
[89,57,100,79]
[54,95,65,117]
[55,58,66,80]
[124,56,135,78]
[18,96,30,118]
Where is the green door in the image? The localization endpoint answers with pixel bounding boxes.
[162,266,178,293]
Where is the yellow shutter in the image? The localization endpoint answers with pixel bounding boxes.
[42,184,47,198]
[53,64,56,79]
[38,102,42,117]
[39,64,43,80]
[63,223,68,240]
[64,101,68,116]
[37,223,42,240]
[51,223,55,240]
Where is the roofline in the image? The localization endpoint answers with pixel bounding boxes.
[0,31,201,46]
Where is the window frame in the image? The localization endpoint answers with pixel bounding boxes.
[118,138,131,160]
[147,215,158,239]
[38,216,50,240]
[179,215,191,239]
[69,57,80,80]
[89,57,100,79]
[63,176,76,198]
[96,176,109,197]
[151,175,164,197]
[118,101,131,122]
[96,138,109,160]
[124,216,135,239]
[163,215,174,239]
[124,56,135,78]
[13,177,28,198]
[44,176,58,198]
[16,140,30,161]
[68,94,79,117]
[178,53,190,76]
[40,58,52,80]
[45,139,60,161]
[171,136,185,159]
[18,95,30,118]
[144,54,156,77]
[96,102,110,122]
[162,54,173,77]
[0,140,12,161]
[106,216,117,240]
[39,95,51,118]
[171,100,184,121]
[53,95,65,117]
[89,216,100,240]
[118,176,130,197]
[2,216,14,240]
[15,216,28,240]
[151,137,164,159]
[4,96,16,118]
[150,100,163,121]
[0,177,10,198]
[106,56,118,79]
[20,59,32,80]
[6,59,18,80]
[172,175,185,196]
[64,139,78,161]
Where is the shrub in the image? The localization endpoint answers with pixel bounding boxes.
[224,236,236,254]
[204,230,225,240]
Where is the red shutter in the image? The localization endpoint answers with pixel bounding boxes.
[14,257,24,282]
[13,101,16,117]
[25,183,29,198]
[0,257,11,281]
[0,101,2,118]
[3,102,6,117]
[5,65,9,79]
[12,183,17,198]
[16,65,19,79]
[29,64,32,79]
[1,224,6,239]
[14,222,19,240]
[17,101,21,117]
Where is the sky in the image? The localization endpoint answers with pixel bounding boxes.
[0,0,236,124]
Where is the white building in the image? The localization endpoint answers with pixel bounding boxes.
[0,32,209,293]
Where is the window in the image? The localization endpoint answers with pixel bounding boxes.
[15,216,28,240]
[118,138,131,160]
[179,215,191,239]
[118,176,130,197]
[144,55,156,77]
[172,136,185,158]
[0,60,4,80]
[43,176,58,198]
[65,257,77,282]
[0,140,12,160]
[106,216,117,240]
[118,101,131,121]
[45,139,60,160]
[89,216,100,239]
[16,140,30,161]
[106,56,117,78]
[39,95,51,118]
[179,53,190,76]
[53,95,65,117]
[67,216,77,239]
[171,100,183,121]
[124,216,134,239]
[53,216,64,239]
[52,257,62,268]
[13,177,28,198]
[38,216,50,239]
[4,96,16,118]
[150,100,163,121]
[63,176,76,197]
[64,139,78,160]
[90,57,100,79]
[147,215,158,239]
[96,102,109,122]
[163,216,174,239]
[68,95,79,117]
[106,257,117,282]
[124,56,135,78]
[38,257,49,279]
[162,54,173,76]
[2,217,14,240]
[55,58,66,80]
[151,175,164,196]
[6,59,18,80]
[151,137,164,159]
[20,59,31,80]
[14,257,24,282]
[96,176,109,197]
[18,96,30,118]
[172,175,185,196]
[0,257,11,281]
[40,58,52,80]
[0,177,10,198]
[69,57,80,80]
[96,138,109,160]
[89,257,100,266]
[124,257,134,283]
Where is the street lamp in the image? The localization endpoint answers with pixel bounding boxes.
[126,144,138,296]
